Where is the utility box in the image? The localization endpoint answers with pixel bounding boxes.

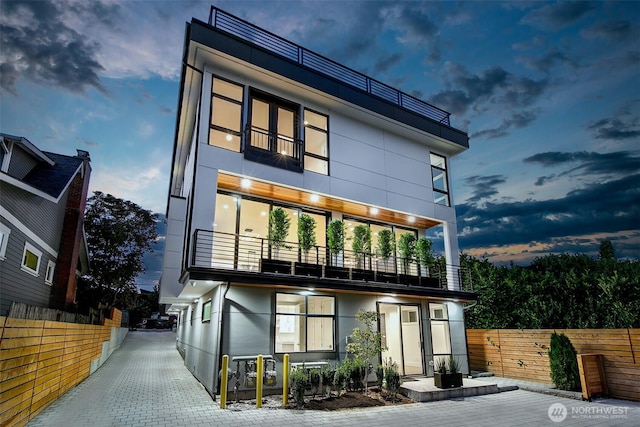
[222,355,278,401]
[577,354,608,401]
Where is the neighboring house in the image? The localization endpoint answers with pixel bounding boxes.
[0,133,91,315]
[159,7,476,397]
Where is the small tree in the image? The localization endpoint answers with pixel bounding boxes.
[297,213,316,262]
[397,232,416,274]
[598,240,616,260]
[346,309,385,394]
[268,207,290,258]
[549,332,580,391]
[416,236,435,276]
[327,219,345,266]
[352,225,371,269]
[376,229,395,272]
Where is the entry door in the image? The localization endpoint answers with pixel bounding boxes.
[379,304,424,375]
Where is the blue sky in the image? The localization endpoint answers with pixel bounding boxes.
[2,1,639,289]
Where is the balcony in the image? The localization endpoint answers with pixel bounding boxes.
[244,127,303,172]
[191,230,473,293]
[207,6,452,127]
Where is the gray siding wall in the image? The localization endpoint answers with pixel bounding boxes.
[0,220,55,315]
[7,146,38,180]
[0,182,68,251]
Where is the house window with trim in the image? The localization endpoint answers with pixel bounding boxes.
[303,109,329,175]
[0,139,11,172]
[275,293,334,353]
[209,76,244,151]
[0,223,10,260]
[202,299,212,323]
[21,242,42,276]
[45,260,56,285]
[430,153,450,206]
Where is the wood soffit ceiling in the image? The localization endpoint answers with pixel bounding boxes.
[217,173,439,230]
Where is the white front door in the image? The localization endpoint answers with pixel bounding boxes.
[379,303,424,375]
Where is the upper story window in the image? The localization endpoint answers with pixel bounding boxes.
[45,260,56,285]
[430,153,450,207]
[245,90,303,172]
[0,222,10,260]
[21,241,42,276]
[209,76,244,152]
[303,109,329,175]
[0,139,11,173]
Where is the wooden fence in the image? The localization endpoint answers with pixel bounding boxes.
[0,309,125,427]
[467,329,639,402]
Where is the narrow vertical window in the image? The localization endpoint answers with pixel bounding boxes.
[0,223,10,259]
[430,153,450,206]
[45,260,56,285]
[304,109,329,175]
[209,76,244,151]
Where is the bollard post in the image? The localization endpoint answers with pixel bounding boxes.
[220,355,228,409]
[282,354,289,405]
[256,354,263,408]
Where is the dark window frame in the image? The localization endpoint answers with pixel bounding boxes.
[303,108,330,175]
[209,75,244,151]
[430,153,450,207]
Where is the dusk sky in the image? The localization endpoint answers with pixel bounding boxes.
[2,1,639,290]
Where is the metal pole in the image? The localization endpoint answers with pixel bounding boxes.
[220,355,229,409]
[282,354,289,405]
[256,354,264,408]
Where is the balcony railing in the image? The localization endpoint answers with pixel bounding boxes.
[208,6,451,126]
[192,230,472,292]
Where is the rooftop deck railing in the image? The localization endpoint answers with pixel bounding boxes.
[192,230,472,292]
[208,6,451,126]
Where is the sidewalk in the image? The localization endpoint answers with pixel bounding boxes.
[27,331,639,427]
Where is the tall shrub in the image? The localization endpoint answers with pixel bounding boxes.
[268,207,290,258]
[549,332,580,391]
[297,213,316,262]
[327,219,345,266]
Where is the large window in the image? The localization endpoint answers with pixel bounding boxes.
[430,153,450,206]
[275,293,334,353]
[303,109,329,175]
[209,76,244,151]
[21,242,41,276]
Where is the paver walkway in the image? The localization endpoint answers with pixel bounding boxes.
[27,331,639,427]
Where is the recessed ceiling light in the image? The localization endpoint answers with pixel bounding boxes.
[408,216,416,223]
[370,207,379,215]
[241,178,251,188]
[226,134,233,141]
[310,194,319,202]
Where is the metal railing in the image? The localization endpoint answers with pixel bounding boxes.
[208,6,451,126]
[246,127,303,162]
[192,230,471,291]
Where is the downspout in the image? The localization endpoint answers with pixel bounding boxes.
[215,281,231,400]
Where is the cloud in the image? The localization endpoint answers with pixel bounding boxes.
[521,1,596,31]
[582,20,633,41]
[463,175,507,204]
[457,173,640,260]
[372,53,403,76]
[524,150,640,177]
[1,0,108,95]
[430,63,548,138]
[517,50,578,74]
[588,116,640,141]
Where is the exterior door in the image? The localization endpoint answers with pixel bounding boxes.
[379,303,424,375]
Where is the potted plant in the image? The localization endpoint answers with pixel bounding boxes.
[434,355,463,389]
[295,213,321,276]
[262,207,292,274]
[376,229,397,282]
[416,236,438,287]
[325,219,349,278]
[351,224,373,280]
[397,232,418,285]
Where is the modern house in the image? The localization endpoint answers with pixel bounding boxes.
[0,133,91,315]
[160,7,475,398]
